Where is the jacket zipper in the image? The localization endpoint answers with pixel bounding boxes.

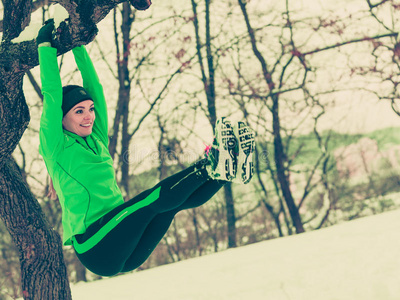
[79,137,97,155]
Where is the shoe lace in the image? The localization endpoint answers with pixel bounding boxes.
[204,144,212,156]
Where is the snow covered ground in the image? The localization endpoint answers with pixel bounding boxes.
[71,209,400,300]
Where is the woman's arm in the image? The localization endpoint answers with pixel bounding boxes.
[72,46,109,146]
[38,46,65,160]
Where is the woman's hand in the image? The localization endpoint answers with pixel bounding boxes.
[36,19,56,48]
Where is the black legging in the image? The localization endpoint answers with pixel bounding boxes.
[73,160,225,276]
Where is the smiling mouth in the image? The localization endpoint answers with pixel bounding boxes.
[81,124,92,127]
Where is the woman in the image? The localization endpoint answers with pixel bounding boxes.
[37,20,255,276]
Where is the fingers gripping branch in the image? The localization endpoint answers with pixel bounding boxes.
[52,0,151,52]
[0,0,153,75]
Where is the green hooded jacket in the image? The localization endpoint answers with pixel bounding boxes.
[39,46,124,246]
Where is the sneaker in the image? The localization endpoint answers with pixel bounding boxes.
[232,121,255,184]
[206,117,238,181]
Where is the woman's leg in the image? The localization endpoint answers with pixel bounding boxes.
[121,180,225,272]
[73,160,217,276]
[148,162,210,213]
[74,205,157,276]
[120,210,176,272]
[175,179,225,210]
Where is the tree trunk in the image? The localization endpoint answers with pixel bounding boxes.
[224,183,237,248]
[118,3,134,199]
[272,95,305,233]
[191,208,203,256]
[73,255,87,283]
[237,0,304,234]
[190,0,237,247]
[0,1,145,297]
[254,144,283,237]
[0,67,71,299]
[0,156,71,300]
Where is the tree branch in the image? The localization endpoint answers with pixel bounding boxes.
[366,0,389,9]
[2,0,33,42]
[0,0,133,77]
[303,32,398,56]
[26,70,43,101]
[0,0,55,33]
[128,63,185,138]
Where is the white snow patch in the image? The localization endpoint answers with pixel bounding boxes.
[71,209,400,300]
[11,22,42,44]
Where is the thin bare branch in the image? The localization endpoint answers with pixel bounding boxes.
[25,70,43,101]
[366,0,390,9]
[129,63,186,138]
[303,33,398,56]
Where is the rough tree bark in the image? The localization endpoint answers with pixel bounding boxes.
[0,0,150,298]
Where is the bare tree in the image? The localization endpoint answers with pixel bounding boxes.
[229,0,398,235]
[190,0,238,248]
[362,0,400,116]
[0,0,149,298]
[105,2,188,199]
[235,0,305,233]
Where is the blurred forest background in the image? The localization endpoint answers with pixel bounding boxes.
[2,0,400,298]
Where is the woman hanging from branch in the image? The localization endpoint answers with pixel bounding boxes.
[37,19,255,276]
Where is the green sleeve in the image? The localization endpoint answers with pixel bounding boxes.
[72,46,109,146]
[39,46,64,160]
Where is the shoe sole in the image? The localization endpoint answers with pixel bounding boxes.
[233,121,255,184]
[214,118,238,181]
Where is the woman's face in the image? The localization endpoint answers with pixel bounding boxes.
[62,100,95,137]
